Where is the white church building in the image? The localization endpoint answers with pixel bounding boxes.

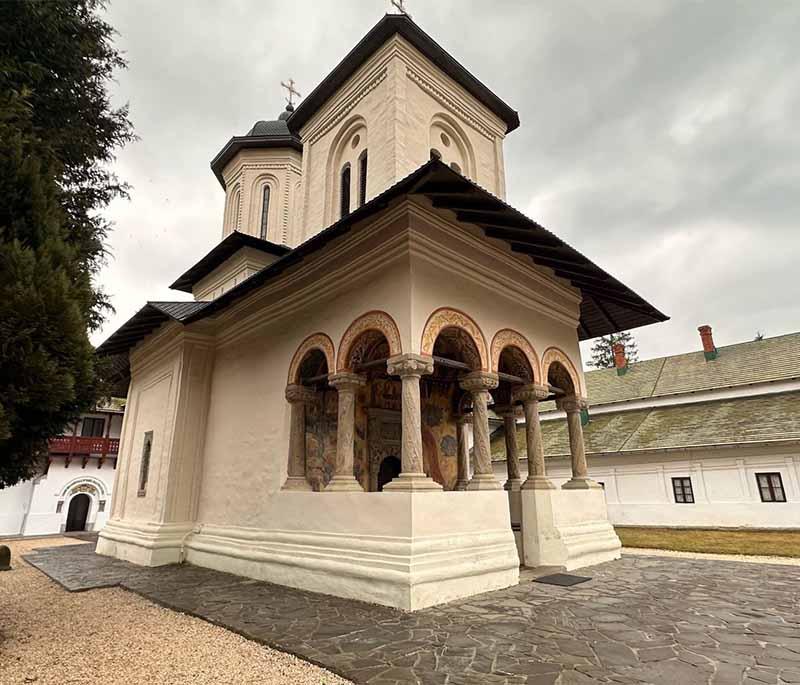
[94,14,668,610]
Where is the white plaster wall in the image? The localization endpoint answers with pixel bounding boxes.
[0,480,34,536]
[497,446,800,529]
[193,248,281,301]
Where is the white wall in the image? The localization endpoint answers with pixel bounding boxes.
[494,445,800,530]
[0,480,34,536]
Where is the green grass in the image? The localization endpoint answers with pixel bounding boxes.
[615,527,800,558]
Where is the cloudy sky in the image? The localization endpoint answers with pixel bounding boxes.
[96,0,800,365]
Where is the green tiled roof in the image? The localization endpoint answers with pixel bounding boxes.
[582,332,800,407]
[492,391,800,460]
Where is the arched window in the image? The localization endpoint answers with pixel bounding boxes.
[259,185,271,240]
[450,162,462,174]
[340,164,351,219]
[430,148,442,161]
[358,151,368,207]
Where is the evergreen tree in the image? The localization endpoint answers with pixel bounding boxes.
[0,0,134,487]
[588,331,640,370]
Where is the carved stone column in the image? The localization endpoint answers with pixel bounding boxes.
[560,396,600,489]
[325,373,366,492]
[384,354,442,491]
[513,384,555,490]
[495,406,522,492]
[283,384,316,491]
[454,414,472,491]
[460,372,501,490]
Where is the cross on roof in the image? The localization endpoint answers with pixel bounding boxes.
[390,0,411,19]
[281,78,301,107]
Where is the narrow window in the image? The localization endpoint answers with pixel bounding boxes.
[81,417,105,437]
[56,500,64,513]
[450,162,462,174]
[430,148,442,161]
[358,151,368,207]
[340,164,351,219]
[138,431,153,497]
[98,500,106,513]
[756,472,786,502]
[672,477,694,504]
[259,185,271,240]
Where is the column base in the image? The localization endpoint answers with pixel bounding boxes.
[324,476,364,492]
[453,479,470,491]
[466,474,502,491]
[522,476,557,490]
[282,477,313,491]
[503,478,522,492]
[383,473,443,492]
[562,477,602,490]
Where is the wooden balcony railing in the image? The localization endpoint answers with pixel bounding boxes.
[49,436,120,457]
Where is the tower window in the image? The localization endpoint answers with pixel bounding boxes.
[340,164,351,219]
[430,148,442,161]
[359,151,368,207]
[260,185,271,240]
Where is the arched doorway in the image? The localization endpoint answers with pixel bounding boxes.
[65,494,90,532]
[377,456,401,491]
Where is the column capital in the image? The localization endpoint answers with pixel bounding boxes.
[387,353,434,378]
[329,372,366,391]
[285,384,316,404]
[512,383,550,404]
[558,396,588,414]
[459,371,499,393]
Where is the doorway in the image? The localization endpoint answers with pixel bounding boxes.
[65,494,90,532]
[377,456,402,491]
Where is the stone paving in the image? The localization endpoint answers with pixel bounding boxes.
[24,543,800,684]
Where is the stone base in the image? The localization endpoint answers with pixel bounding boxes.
[282,476,313,491]
[453,479,470,491]
[520,486,621,571]
[181,491,518,611]
[324,476,365,492]
[383,473,443,492]
[562,477,603,490]
[503,478,522,492]
[466,474,502,491]
[521,476,556,490]
[96,519,195,566]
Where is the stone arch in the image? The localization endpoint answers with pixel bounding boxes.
[541,347,583,397]
[337,311,402,372]
[430,113,476,179]
[287,333,336,385]
[59,475,108,499]
[420,307,489,371]
[325,115,368,224]
[490,329,540,384]
[248,172,280,240]
[224,182,242,235]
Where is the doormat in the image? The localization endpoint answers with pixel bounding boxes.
[533,573,591,587]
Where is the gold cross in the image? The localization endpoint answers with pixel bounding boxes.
[280,78,301,107]
[390,0,411,19]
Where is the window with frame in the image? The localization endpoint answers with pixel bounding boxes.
[81,417,105,437]
[756,472,786,502]
[138,431,153,497]
[340,164,351,219]
[259,185,271,240]
[672,477,694,504]
[358,151,368,207]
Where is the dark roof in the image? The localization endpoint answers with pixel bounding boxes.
[493,391,800,460]
[95,301,209,356]
[211,113,302,188]
[98,159,666,358]
[170,231,292,293]
[287,14,520,135]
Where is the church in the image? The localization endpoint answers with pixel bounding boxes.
[95,13,667,610]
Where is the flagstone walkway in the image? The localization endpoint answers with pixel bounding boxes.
[24,543,800,684]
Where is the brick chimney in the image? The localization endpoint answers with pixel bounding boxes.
[612,342,628,375]
[698,325,718,360]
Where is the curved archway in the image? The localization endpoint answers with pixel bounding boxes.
[429,113,476,178]
[287,333,335,386]
[541,347,583,397]
[224,183,242,236]
[490,329,540,383]
[337,311,402,372]
[248,172,280,240]
[65,493,91,532]
[420,308,488,371]
[325,115,368,224]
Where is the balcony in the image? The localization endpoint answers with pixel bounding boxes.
[49,436,120,457]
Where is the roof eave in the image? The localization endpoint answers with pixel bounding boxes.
[210,135,303,189]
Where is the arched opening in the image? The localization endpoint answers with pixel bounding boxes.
[358,150,368,207]
[326,117,367,224]
[340,164,351,219]
[65,494,90,532]
[429,116,474,178]
[430,148,442,161]
[377,456,401,491]
[547,361,577,399]
[259,185,271,240]
[294,348,332,492]
[495,345,536,406]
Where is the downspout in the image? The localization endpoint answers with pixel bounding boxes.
[178,525,201,564]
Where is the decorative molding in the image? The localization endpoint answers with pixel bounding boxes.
[490,329,540,383]
[541,346,583,397]
[338,310,402,371]
[420,307,489,371]
[287,333,335,385]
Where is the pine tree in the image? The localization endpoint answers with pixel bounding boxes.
[0,0,134,487]
[588,331,640,370]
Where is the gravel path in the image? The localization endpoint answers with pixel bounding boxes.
[0,537,350,684]
[623,546,800,566]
